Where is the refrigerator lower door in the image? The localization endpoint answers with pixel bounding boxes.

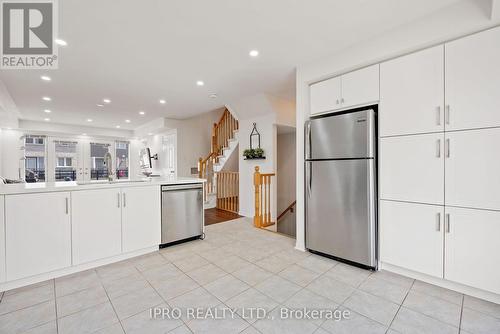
[306,159,376,267]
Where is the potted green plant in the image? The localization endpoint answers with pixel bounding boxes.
[254,148,264,158]
[243,149,255,159]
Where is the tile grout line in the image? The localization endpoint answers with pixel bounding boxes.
[100,273,128,334]
[458,294,464,333]
[53,279,59,334]
[385,279,415,333]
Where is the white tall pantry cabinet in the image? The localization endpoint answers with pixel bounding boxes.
[379,26,500,297]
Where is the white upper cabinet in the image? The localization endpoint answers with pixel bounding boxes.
[445,26,500,131]
[380,133,444,205]
[445,207,500,294]
[380,46,444,136]
[445,128,500,211]
[380,200,444,278]
[5,192,72,281]
[341,64,380,109]
[72,189,122,265]
[310,65,379,116]
[0,196,5,283]
[310,76,342,115]
[122,186,161,253]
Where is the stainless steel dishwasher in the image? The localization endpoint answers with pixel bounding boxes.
[161,183,204,246]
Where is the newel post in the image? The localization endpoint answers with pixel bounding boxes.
[198,158,203,178]
[254,166,262,228]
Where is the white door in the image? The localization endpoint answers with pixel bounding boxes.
[341,64,379,109]
[380,133,444,205]
[445,128,500,211]
[444,206,500,294]
[380,200,444,278]
[380,46,444,136]
[162,133,177,177]
[122,186,161,252]
[310,76,342,115]
[5,192,72,280]
[72,188,122,264]
[445,26,500,131]
[0,196,5,283]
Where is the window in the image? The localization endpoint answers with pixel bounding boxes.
[24,135,46,182]
[57,157,72,167]
[54,141,77,181]
[115,141,129,179]
[90,142,111,180]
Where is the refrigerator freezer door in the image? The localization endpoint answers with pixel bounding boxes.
[306,159,377,267]
[308,109,375,160]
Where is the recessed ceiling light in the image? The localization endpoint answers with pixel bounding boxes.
[148,133,153,136]
[96,104,104,107]
[159,99,166,104]
[87,118,93,122]
[139,111,145,115]
[55,38,67,46]
[125,119,131,123]
[44,109,51,113]
[209,94,217,99]
[82,133,87,136]
[196,81,204,86]
[44,118,50,121]
[41,75,51,81]
[115,125,121,129]
[42,96,51,101]
[249,50,259,57]
[103,99,111,104]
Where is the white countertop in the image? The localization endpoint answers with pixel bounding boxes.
[0,177,205,195]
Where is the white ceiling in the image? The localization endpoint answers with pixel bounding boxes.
[0,0,462,130]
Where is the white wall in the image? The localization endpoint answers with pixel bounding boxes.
[0,129,23,179]
[238,113,277,223]
[295,2,500,250]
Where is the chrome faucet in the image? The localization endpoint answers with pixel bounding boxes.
[104,152,114,182]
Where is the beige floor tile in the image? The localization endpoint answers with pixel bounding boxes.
[463,295,500,319]
[391,307,458,334]
[324,263,372,288]
[121,304,183,334]
[321,307,387,334]
[403,290,461,327]
[55,270,101,297]
[279,265,320,287]
[0,300,56,333]
[57,301,119,334]
[359,275,409,304]
[186,263,227,285]
[306,276,354,304]
[56,285,109,317]
[232,263,273,286]
[150,273,200,301]
[343,290,399,326]
[226,288,279,323]
[411,280,463,306]
[204,275,250,302]
[172,254,209,272]
[110,286,163,320]
[296,255,337,274]
[461,307,500,334]
[255,275,302,303]
[0,283,54,315]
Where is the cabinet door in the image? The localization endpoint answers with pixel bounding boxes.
[72,189,122,265]
[0,196,5,283]
[445,128,500,211]
[310,76,342,115]
[122,186,161,252]
[380,46,444,136]
[445,207,500,294]
[380,133,444,205]
[341,64,379,109]
[445,27,500,131]
[380,200,444,278]
[5,192,71,280]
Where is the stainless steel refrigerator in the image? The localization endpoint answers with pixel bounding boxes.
[305,108,377,269]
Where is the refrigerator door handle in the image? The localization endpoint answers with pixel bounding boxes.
[305,120,312,159]
[306,162,312,197]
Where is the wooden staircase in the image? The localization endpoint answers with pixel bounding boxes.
[199,108,239,213]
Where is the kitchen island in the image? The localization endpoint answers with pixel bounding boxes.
[0,177,205,292]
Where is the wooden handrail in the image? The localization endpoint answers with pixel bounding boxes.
[198,108,239,208]
[254,166,276,228]
[277,201,296,222]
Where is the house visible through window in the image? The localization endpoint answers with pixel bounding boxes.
[90,142,111,180]
[24,135,46,183]
[116,141,129,179]
[54,140,78,181]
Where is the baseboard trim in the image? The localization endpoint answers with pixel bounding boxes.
[381,262,500,304]
[0,246,158,292]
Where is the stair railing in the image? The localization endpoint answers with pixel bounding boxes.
[253,166,276,228]
[216,171,239,213]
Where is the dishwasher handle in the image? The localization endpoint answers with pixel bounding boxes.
[161,184,203,191]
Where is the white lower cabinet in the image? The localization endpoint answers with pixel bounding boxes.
[72,189,122,265]
[0,196,5,283]
[380,200,444,278]
[122,186,161,252]
[5,192,72,281]
[445,128,500,211]
[380,133,444,205]
[444,207,500,294]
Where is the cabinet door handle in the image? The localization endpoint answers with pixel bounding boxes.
[336,99,340,105]
[436,139,441,158]
[436,106,441,126]
[445,105,450,125]
[436,213,441,231]
[65,198,69,215]
[117,193,121,208]
[446,139,450,158]
[123,193,126,208]
[445,214,451,233]
[341,98,345,104]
